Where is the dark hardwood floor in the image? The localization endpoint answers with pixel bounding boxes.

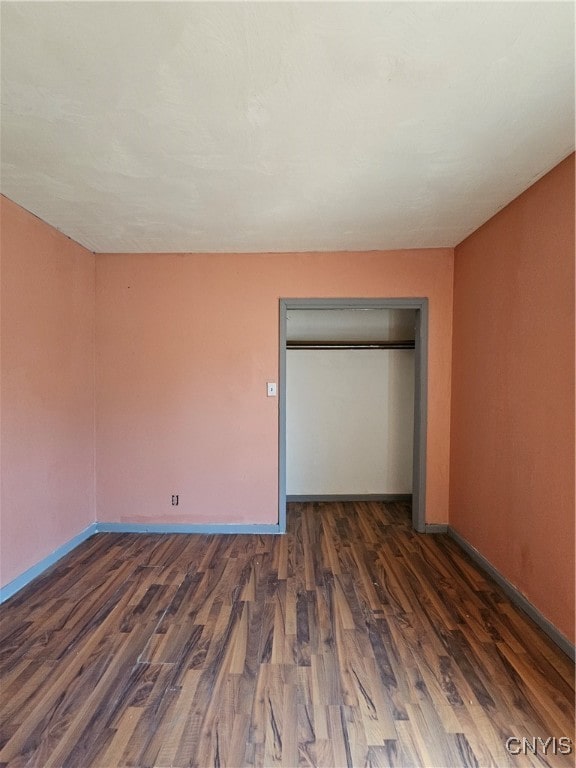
[0,501,574,767]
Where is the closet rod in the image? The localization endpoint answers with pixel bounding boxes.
[287,340,415,350]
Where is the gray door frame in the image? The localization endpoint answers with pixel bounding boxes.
[278,297,428,533]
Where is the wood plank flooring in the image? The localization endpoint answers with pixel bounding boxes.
[0,501,574,767]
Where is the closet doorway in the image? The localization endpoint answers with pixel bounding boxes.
[278,298,428,532]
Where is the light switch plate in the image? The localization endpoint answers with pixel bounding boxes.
[267,382,277,397]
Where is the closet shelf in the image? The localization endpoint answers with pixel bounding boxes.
[286,340,415,350]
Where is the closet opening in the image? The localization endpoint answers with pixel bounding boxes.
[278,298,428,533]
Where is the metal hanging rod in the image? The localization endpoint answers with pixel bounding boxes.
[286,340,415,350]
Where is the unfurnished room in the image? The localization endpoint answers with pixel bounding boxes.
[0,2,574,767]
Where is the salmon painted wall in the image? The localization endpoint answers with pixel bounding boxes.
[450,154,575,643]
[0,196,95,588]
[96,249,453,525]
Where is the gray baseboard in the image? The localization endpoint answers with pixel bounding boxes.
[0,524,98,603]
[424,523,448,534]
[286,494,412,502]
[447,526,575,661]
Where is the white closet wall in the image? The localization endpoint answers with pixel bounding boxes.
[286,309,415,496]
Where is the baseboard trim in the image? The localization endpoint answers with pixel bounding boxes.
[95,522,282,535]
[447,526,575,661]
[424,523,448,534]
[286,494,412,502]
[0,523,98,604]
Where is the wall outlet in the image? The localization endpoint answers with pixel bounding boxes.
[171,494,179,506]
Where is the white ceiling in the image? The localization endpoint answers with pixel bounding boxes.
[1,2,574,254]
